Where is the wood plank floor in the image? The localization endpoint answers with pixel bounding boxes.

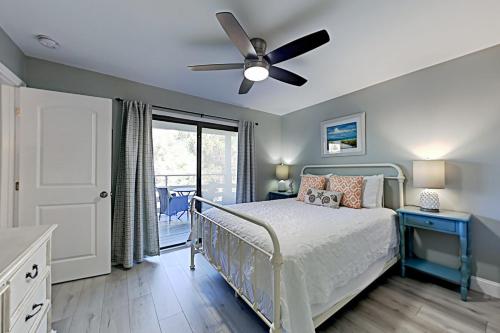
[52,248,500,333]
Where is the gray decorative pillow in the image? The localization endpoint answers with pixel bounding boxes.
[304,188,343,208]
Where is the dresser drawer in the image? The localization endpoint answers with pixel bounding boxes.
[0,284,6,333]
[34,311,48,333]
[10,276,48,333]
[9,243,47,317]
[405,214,456,233]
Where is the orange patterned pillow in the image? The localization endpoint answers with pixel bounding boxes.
[297,175,327,201]
[328,175,363,208]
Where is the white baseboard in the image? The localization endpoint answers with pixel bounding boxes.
[470,276,500,298]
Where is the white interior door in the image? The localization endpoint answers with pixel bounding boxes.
[17,87,112,283]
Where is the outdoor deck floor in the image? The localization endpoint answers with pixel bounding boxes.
[158,214,190,248]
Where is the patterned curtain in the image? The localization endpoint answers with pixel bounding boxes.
[112,100,159,268]
[236,120,256,203]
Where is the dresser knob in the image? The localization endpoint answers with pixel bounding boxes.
[25,264,38,280]
[425,220,434,225]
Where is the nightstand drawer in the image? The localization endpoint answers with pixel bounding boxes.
[405,214,456,233]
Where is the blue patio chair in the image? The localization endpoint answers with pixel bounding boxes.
[157,187,189,222]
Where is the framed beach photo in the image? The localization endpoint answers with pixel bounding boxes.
[321,112,366,157]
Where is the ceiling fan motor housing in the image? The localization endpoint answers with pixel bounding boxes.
[244,58,269,71]
[250,38,267,56]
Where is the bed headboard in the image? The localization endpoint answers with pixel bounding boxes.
[300,163,406,209]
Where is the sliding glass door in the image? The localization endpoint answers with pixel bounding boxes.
[152,121,197,248]
[152,115,237,248]
[201,127,238,208]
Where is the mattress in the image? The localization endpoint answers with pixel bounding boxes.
[196,198,399,333]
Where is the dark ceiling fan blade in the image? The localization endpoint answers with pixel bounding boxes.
[188,63,244,71]
[238,78,254,94]
[265,30,330,65]
[216,12,257,59]
[269,66,307,86]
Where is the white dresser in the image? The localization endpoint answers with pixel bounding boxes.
[0,225,56,333]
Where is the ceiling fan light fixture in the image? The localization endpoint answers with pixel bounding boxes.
[244,66,268,81]
[244,60,269,82]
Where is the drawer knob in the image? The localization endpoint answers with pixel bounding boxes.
[25,303,43,322]
[425,220,434,225]
[26,264,39,280]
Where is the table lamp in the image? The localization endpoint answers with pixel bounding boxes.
[276,163,289,192]
[413,160,445,212]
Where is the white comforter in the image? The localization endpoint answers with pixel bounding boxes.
[201,199,398,333]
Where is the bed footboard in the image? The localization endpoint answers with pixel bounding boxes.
[189,196,283,333]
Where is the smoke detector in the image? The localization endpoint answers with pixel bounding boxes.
[36,35,60,49]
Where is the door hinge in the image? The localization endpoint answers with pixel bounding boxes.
[15,181,19,191]
[15,107,21,116]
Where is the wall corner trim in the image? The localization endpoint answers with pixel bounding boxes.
[0,61,25,87]
[0,85,16,228]
[470,276,500,298]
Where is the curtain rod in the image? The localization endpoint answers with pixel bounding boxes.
[114,98,258,126]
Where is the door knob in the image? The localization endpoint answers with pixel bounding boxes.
[100,191,109,198]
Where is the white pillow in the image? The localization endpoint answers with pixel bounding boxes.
[362,174,384,208]
[306,173,333,187]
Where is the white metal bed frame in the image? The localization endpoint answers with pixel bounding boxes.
[189,163,405,333]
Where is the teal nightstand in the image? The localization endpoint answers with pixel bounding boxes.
[397,205,472,301]
[269,191,297,200]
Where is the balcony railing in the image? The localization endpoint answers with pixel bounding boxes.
[155,173,236,205]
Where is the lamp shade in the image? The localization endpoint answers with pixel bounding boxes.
[413,160,445,189]
[276,164,289,180]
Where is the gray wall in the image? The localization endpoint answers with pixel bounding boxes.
[24,57,282,202]
[16,41,500,283]
[282,45,500,283]
[0,25,25,80]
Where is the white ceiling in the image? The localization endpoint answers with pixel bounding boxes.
[1,0,500,115]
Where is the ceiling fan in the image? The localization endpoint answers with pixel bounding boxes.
[188,12,331,94]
